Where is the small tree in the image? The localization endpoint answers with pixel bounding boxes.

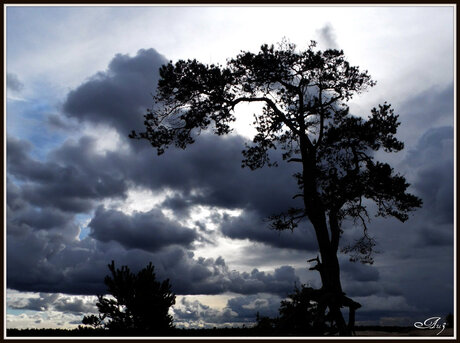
[131,40,422,335]
[278,285,329,335]
[255,284,335,336]
[83,261,175,334]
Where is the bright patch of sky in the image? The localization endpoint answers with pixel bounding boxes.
[75,213,92,240]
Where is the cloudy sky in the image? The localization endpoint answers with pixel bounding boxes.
[5,5,455,331]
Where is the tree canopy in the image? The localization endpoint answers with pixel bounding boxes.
[83,261,175,334]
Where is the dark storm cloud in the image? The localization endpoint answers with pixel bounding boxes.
[228,265,299,296]
[9,127,300,221]
[63,48,167,139]
[397,83,453,149]
[340,258,380,283]
[53,296,97,314]
[46,114,78,131]
[7,136,45,180]
[404,126,453,225]
[416,225,452,247]
[8,230,300,297]
[7,72,24,92]
[7,179,81,241]
[161,252,299,296]
[140,134,301,218]
[9,126,305,250]
[88,206,197,252]
[220,209,318,251]
[7,128,304,296]
[7,172,73,234]
[7,179,27,212]
[9,204,72,232]
[381,252,453,321]
[7,134,301,299]
[160,194,195,219]
[7,135,128,213]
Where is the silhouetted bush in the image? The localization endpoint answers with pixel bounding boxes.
[83,261,175,335]
[278,285,333,335]
[254,284,338,336]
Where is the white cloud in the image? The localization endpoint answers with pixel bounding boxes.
[6,289,98,329]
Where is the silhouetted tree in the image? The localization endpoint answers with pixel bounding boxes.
[278,284,331,335]
[255,312,278,333]
[83,261,175,334]
[254,284,336,336]
[131,39,422,335]
[82,314,103,329]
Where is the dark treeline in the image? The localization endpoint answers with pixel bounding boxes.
[6,325,418,337]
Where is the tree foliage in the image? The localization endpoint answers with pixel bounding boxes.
[83,261,175,334]
[131,39,422,335]
[255,284,340,335]
[277,284,330,335]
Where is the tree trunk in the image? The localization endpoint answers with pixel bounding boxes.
[307,210,351,335]
[301,151,353,336]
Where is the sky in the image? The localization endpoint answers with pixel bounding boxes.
[5,5,455,332]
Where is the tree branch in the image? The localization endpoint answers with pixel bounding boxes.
[287,158,303,163]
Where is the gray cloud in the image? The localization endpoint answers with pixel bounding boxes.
[226,294,281,321]
[416,224,452,247]
[397,84,453,149]
[89,206,197,252]
[163,252,300,296]
[45,114,78,131]
[7,197,300,297]
[7,129,303,297]
[9,293,59,312]
[341,258,380,283]
[220,209,318,251]
[9,205,72,232]
[353,295,420,326]
[173,298,239,327]
[316,24,338,49]
[53,296,98,314]
[7,135,128,213]
[173,294,282,328]
[7,73,24,92]
[9,293,97,315]
[404,126,453,225]
[63,48,167,142]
